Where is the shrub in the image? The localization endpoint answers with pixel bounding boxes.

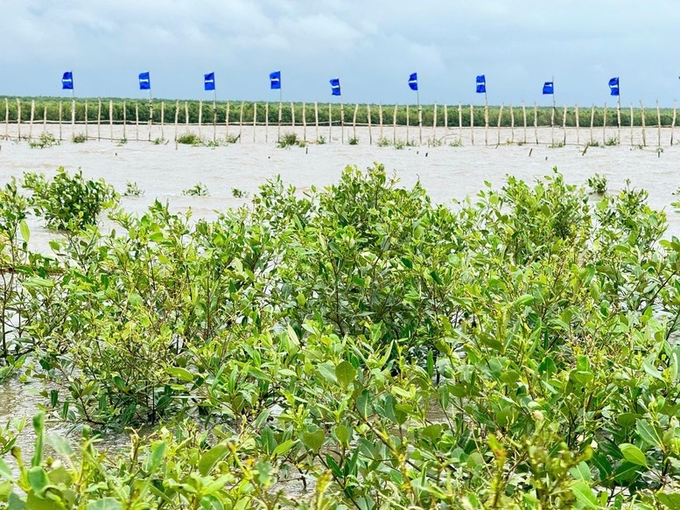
[348,137,359,145]
[123,181,144,197]
[278,132,301,148]
[182,182,209,196]
[176,132,201,145]
[587,173,608,194]
[71,133,87,143]
[22,168,118,231]
[29,132,58,149]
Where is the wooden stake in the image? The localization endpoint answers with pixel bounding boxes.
[161,101,165,141]
[484,102,489,146]
[328,103,332,142]
[603,102,607,145]
[458,103,463,143]
[352,103,358,141]
[29,99,34,140]
[510,104,515,143]
[616,100,622,144]
[148,98,153,142]
[109,100,113,141]
[71,98,75,133]
[575,104,580,146]
[135,101,139,141]
[630,103,634,147]
[522,101,527,144]
[432,102,437,144]
[534,102,538,145]
[4,98,8,140]
[656,99,661,147]
[84,100,88,139]
[58,100,62,141]
[672,100,677,146]
[418,101,423,145]
[589,104,595,145]
[174,100,179,141]
[265,102,269,143]
[253,102,258,143]
[123,101,127,141]
[314,101,319,142]
[379,103,384,139]
[185,101,189,132]
[226,102,230,141]
[340,101,344,144]
[43,106,47,135]
[562,105,568,144]
[97,98,102,141]
[15,99,21,139]
[550,100,555,145]
[239,102,244,143]
[497,103,503,145]
[406,104,410,143]
[444,104,448,133]
[367,104,372,145]
[470,104,475,145]
[393,105,398,144]
[198,99,203,139]
[303,102,307,142]
[277,99,282,142]
[291,101,295,127]
[640,100,647,147]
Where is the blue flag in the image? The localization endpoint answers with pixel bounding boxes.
[408,72,418,91]
[330,77,341,96]
[270,71,281,90]
[609,77,620,96]
[62,71,74,90]
[139,72,151,90]
[204,72,215,91]
[476,75,486,94]
[542,81,554,95]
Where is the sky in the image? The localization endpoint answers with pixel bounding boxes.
[2,0,680,106]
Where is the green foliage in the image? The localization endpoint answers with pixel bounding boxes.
[376,137,391,147]
[122,181,144,197]
[176,132,201,145]
[71,133,87,143]
[22,168,118,231]
[316,135,326,145]
[181,182,209,196]
[231,188,247,198]
[28,132,58,149]
[587,173,608,194]
[605,136,619,146]
[278,132,304,148]
[2,165,680,507]
[348,137,359,145]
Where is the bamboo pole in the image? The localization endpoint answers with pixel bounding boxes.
[352,103,358,141]
[534,102,538,145]
[71,98,75,134]
[16,99,21,140]
[418,101,423,145]
[458,103,463,143]
[510,104,515,143]
[277,100,282,142]
[406,104,410,143]
[239,101,244,143]
[29,99,34,140]
[185,101,189,132]
[340,101,344,144]
[314,101,319,142]
[640,100,647,147]
[393,105,398,144]
[198,99,203,139]
[148,98,153,142]
[161,101,165,141]
[265,102,269,143]
[135,102,139,141]
[174,101,179,141]
[97,98,102,141]
[226,101,230,141]
[123,101,127,141]
[602,102,607,145]
[379,104,384,139]
[43,106,47,135]
[109,100,113,141]
[212,99,217,142]
[328,103,332,142]
[575,104,580,146]
[253,102,258,143]
[432,102,437,144]
[656,100,661,147]
[484,102,489,145]
[550,100,555,146]
[84,100,88,139]
[470,104,475,145]
[562,105,567,144]
[4,98,8,140]
[302,102,307,142]
[672,100,677,146]
[367,104,373,145]
[497,103,503,145]
[589,105,595,144]
[58,100,62,141]
[617,100,622,144]
[291,101,295,127]
[630,103,634,147]
[522,101,527,144]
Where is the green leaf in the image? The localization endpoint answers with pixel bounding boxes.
[636,419,663,449]
[166,367,195,383]
[19,220,30,243]
[657,492,680,509]
[272,440,296,457]
[570,480,600,509]
[301,429,325,453]
[334,425,351,445]
[27,467,49,495]
[356,390,372,418]
[0,459,12,480]
[87,498,123,510]
[31,413,44,468]
[619,443,648,468]
[317,362,338,385]
[335,361,357,389]
[198,445,229,476]
[145,441,166,473]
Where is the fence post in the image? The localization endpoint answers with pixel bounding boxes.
[135,102,139,141]
[302,102,307,142]
[97,98,102,141]
[589,105,595,144]
[510,104,514,143]
[522,101,527,144]
[225,101,230,141]
[562,105,567,145]
[367,104,372,145]
[85,100,89,140]
[379,103,384,139]
[161,101,165,141]
[496,103,503,145]
[253,102,258,143]
[328,102,332,142]
[109,100,113,141]
[239,102,244,142]
[672,100,677,146]
[58,100,62,141]
[314,101,319,142]
[602,103,607,145]
[534,102,539,145]
[392,105,398,144]
[432,102,437,144]
[656,100,662,147]
[198,99,203,139]
[640,100,647,147]
[470,104,475,145]
[406,104,410,143]
[174,100,179,141]
[352,103,358,141]
[265,102,269,143]
[575,104,580,146]
[29,99,35,140]
[630,103,634,147]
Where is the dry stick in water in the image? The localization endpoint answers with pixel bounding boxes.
[671,100,677,146]
[533,102,538,145]
[29,99,34,140]
[277,100,282,142]
[367,104,373,145]
[496,103,503,145]
[123,101,127,141]
[352,103,358,141]
[562,105,568,145]
[314,102,319,142]
[71,98,75,135]
[239,102,244,143]
[43,106,47,135]
[522,101,527,144]
[602,103,607,145]
[98,98,102,141]
[16,99,21,140]
[656,100,661,147]
[630,103,634,147]
[58,101,62,141]
[406,104,410,143]
[640,100,647,147]
[225,102,230,141]
[458,103,463,144]
[135,102,139,142]
[109,100,113,141]
[212,100,216,142]
[161,101,165,141]
[253,103,258,143]
[174,101,179,142]
[148,98,153,142]
[265,102,269,143]
[198,99,203,139]
[589,105,595,145]
[510,104,515,143]
[470,104,475,145]
[432,103,437,144]
[418,101,423,145]
[4,98,8,140]
[379,104,384,139]
[575,104,580,146]
[85,100,88,140]
[328,103,332,142]
[302,102,307,143]
[184,102,189,133]
[340,101,345,144]
[392,105,398,144]
[617,101,622,144]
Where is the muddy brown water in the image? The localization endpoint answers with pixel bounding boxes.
[0,130,679,488]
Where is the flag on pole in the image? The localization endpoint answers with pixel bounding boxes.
[476,75,486,94]
[542,81,554,95]
[330,77,341,96]
[270,71,281,90]
[139,72,151,90]
[408,73,418,91]
[608,77,620,96]
[204,72,215,91]
[62,72,74,90]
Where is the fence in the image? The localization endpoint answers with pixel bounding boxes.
[1,97,678,147]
